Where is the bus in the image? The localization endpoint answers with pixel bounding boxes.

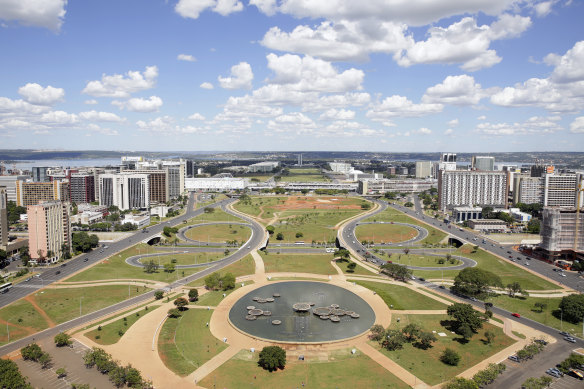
[294,241,305,245]
[0,282,13,293]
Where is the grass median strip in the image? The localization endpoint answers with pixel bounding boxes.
[85,304,161,345]
[355,280,448,310]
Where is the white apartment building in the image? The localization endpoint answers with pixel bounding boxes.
[514,176,544,205]
[329,162,353,174]
[438,170,508,211]
[358,179,437,195]
[471,156,495,171]
[415,161,432,178]
[99,173,150,210]
[185,177,247,191]
[543,174,580,207]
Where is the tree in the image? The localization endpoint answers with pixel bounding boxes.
[167,308,181,318]
[482,206,494,219]
[381,330,406,351]
[558,294,584,323]
[526,218,540,234]
[203,207,214,214]
[125,365,143,388]
[380,262,412,282]
[506,282,525,298]
[71,385,90,389]
[402,323,421,341]
[484,330,496,344]
[56,367,67,378]
[54,332,72,347]
[336,249,350,261]
[0,358,32,389]
[173,297,188,311]
[521,376,553,389]
[220,272,236,290]
[266,225,275,235]
[452,267,502,298]
[447,303,484,337]
[188,289,199,302]
[404,202,414,207]
[496,212,514,224]
[258,346,286,371]
[276,232,284,240]
[21,343,43,361]
[534,302,547,313]
[38,352,52,369]
[403,248,410,256]
[108,365,127,388]
[205,273,221,290]
[154,290,164,300]
[295,232,303,238]
[416,331,437,349]
[144,260,159,274]
[71,232,100,253]
[163,263,175,273]
[369,324,385,341]
[441,348,461,366]
[347,262,357,272]
[443,377,478,389]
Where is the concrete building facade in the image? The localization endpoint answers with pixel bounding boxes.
[415,161,432,178]
[27,201,71,263]
[543,174,579,207]
[0,176,33,202]
[452,206,482,223]
[358,179,437,195]
[513,176,543,205]
[248,161,280,173]
[471,156,495,171]
[0,187,7,246]
[539,207,584,261]
[16,180,70,206]
[70,173,96,203]
[98,173,150,210]
[438,170,508,211]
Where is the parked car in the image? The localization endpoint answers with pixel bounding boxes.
[535,339,548,345]
[564,336,577,343]
[508,355,520,362]
[560,331,570,336]
[511,313,521,318]
[546,369,561,378]
[419,277,426,281]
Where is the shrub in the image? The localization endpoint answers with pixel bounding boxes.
[441,348,461,366]
[258,346,286,371]
[54,332,72,347]
[154,290,164,300]
[188,289,199,302]
[20,343,43,361]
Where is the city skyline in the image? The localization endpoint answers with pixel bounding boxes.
[0,0,583,152]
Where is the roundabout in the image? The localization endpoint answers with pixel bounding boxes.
[227,281,376,343]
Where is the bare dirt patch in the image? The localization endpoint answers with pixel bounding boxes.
[273,197,361,211]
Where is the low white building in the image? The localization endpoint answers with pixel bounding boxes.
[452,206,482,223]
[150,205,170,218]
[71,211,104,225]
[509,208,532,223]
[185,177,247,191]
[123,213,151,229]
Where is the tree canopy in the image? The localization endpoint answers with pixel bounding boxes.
[71,232,99,253]
[452,267,502,298]
[558,294,584,323]
[447,303,484,338]
[258,346,286,371]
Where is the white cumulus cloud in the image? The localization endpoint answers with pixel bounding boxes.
[82,66,158,98]
[18,83,65,105]
[188,113,206,120]
[79,110,125,122]
[422,75,486,105]
[112,96,163,113]
[319,109,355,121]
[177,53,197,62]
[200,82,214,89]
[367,95,443,120]
[0,0,66,31]
[475,116,563,135]
[570,117,584,133]
[218,62,254,89]
[175,0,243,19]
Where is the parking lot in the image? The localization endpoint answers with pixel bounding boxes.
[548,373,583,388]
[15,338,114,389]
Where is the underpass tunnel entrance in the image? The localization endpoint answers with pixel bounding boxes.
[147,236,161,245]
[448,237,463,248]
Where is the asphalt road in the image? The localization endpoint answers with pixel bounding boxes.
[0,192,267,356]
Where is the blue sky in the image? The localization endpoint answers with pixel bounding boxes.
[0,0,583,152]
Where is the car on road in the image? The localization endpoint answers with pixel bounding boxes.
[419,277,426,281]
[550,367,563,377]
[84,258,89,262]
[560,331,570,336]
[439,285,446,289]
[560,273,567,277]
[547,369,562,378]
[508,355,520,362]
[535,339,548,345]
[507,251,512,254]
[508,255,513,259]
[25,277,31,282]
[470,297,478,302]
[524,262,529,266]
[511,313,521,318]
[55,270,61,275]
[564,336,577,343]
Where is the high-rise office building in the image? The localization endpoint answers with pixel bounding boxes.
[513,176,544,205]
[186,159,194,178]
[98,173,150,210]
[539,207,584,261]
[69,173,96,203]
[543,174,579,207]
[32,167,50,182]
[438,170,508,211]
[415,161,432,178]
[471,156,495,171]
[0,176,29,202]
[15,180,70,206]
[27,201,71,263]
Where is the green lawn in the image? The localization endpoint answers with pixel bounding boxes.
[281,174,330,182]
[388,253,461,268]
[85,305,160,345]
[184,223,251,243]
[233,196,283,218]
[141,251,223,266]
[0,300,47,345]
[355,223,417,244]
[488,294,581,337]
[66,244,210,282]
[337,259,378,275]
[355,281,448,310]
[184,208,245,225]
[375,314,515,385]
[262,252,337,275]
[200,348,409,389]
[187,254,256,287]
[158,309,227,376]
[195,282,253,306]
[0,285,152,345]
[364,206,447,246]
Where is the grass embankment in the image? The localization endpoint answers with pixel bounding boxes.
[66,244,210,283]
[200,348,409,389]
[355,281,448,310]
[184,223,251,243]
[384,253,462,268]
[374,314,514,385]
[412,245,558,291]
[262,252,336,275]
[0,285,151,344]
[187,254,256,287]
[363,206,447,246]
[355,223,417,244]
[158,309,226,376]
[85,305,160,345]
[337,259,377,275]
[183,208,245,226]
[195,282,253,306]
